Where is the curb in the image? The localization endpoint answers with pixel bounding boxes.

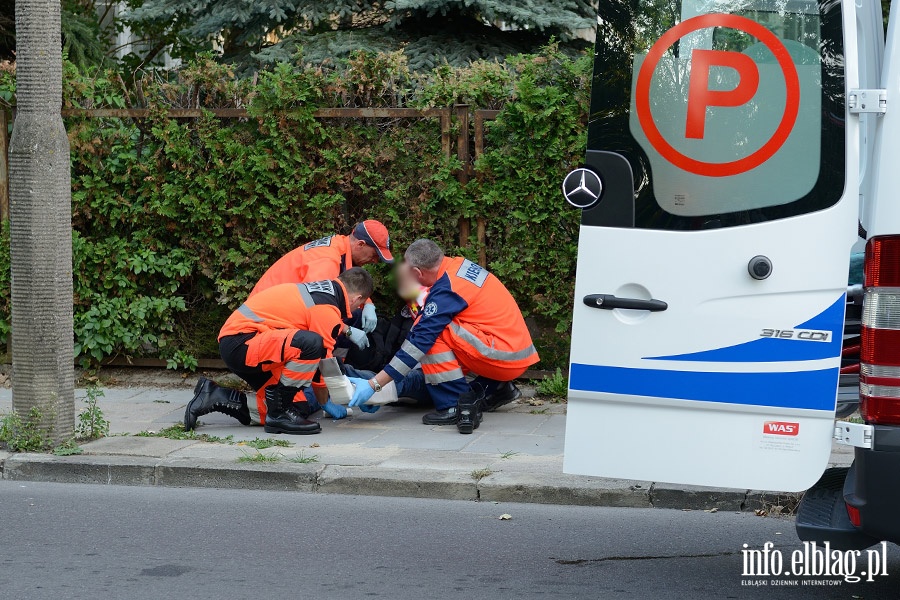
[0,453,788,510]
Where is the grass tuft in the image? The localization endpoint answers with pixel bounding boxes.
[135,423,234,445]
[237,450,281,463]
[243,438,292,450]
[535,368,567,401]
[288,452,319,464]
[470,467,494,481]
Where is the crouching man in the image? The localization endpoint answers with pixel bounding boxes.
[348,239,538,434]
[185,267,374,434]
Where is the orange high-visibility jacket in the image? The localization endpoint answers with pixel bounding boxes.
[250,235,352,298]
[220,280,352,366]
[384,256,538,380]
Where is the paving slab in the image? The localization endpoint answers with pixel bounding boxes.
[352,408,430,428]
[377,449,501,472]
[461,432,564,456]
[476,412,550,435]
[531,414,567,436]
[164,443,250,461]
[84,387,147,402]
[294,445,396,466]
[127,388,197,404]
[478,470,652,508]
[649,483,748,511]
[486,454,564,472]
[79,436,195,458]
[316,464,478,501]
[364,426,486,451]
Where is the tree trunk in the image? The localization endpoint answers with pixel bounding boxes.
[8,0,74,442]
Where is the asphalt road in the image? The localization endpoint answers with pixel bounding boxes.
[1,481,899,600]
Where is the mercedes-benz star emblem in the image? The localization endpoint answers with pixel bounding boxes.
[562,168,603,209]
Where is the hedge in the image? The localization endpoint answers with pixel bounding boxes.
[0,47,592,370]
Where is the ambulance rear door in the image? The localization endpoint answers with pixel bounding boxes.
[563,0,861,492]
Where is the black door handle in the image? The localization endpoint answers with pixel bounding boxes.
[583,294,668,312]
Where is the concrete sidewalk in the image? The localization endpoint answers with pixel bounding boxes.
[0,374,854,510]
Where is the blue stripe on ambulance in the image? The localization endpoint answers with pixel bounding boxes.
[569,364,839,411]
[645,295,845,363]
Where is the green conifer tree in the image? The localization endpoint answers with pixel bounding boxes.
[124,0,596,70]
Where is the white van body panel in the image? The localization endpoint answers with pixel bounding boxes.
[565,0,864,492]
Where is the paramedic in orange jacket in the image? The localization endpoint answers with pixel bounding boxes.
[251,220,393,345]
[348,239,538,434]
[184,268,374,435]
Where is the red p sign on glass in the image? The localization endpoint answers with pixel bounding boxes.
[635,13,800,177]
[685,49,760,139]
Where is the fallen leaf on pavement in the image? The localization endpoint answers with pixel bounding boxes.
[527,399,544,406]
[499,514,512,521]
[704,508,718,513]
[309,443,320,448]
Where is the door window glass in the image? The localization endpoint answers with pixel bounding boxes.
[588,0,845,230]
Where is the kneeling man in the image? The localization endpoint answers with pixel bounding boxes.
[185,267,373,434]
[349,239,538,434]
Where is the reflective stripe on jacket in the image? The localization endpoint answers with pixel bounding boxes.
[384,256,538,380]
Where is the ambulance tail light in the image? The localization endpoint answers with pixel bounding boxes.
[860,236,900,425]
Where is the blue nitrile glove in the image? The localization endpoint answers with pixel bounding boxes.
[346,326,370,350]
[361,303,378,333]
[323,399,348,419]
[348,377,376,407]
[358,403,380,414]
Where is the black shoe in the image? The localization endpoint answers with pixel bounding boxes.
[263,387,321,435]
[456,390,483,435]
[185,377,252,430]
[482,381,522,412]
[422,407,459,426]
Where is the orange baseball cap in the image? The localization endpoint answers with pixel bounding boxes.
[354,220,394,263]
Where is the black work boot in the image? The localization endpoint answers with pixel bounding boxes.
[184,377,252,430]
[482,381,522,412]
[263,387,321,435]
[422,406,459,426]
[456,390,483,435]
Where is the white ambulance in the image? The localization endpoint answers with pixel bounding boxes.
[563,0,900,549]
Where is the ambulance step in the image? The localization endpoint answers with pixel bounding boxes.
[795,468,878,551]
